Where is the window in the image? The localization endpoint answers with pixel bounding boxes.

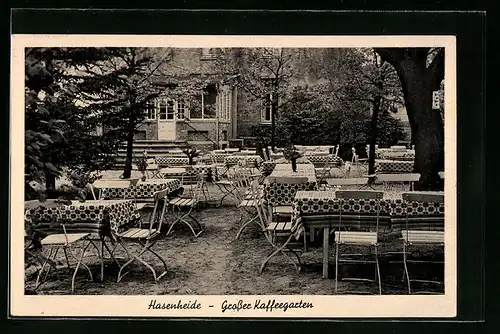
[191,84,217,119]
[158,100,167,120]
[261,92,273,123]
[177,101,187,119]
[145,101,156,120]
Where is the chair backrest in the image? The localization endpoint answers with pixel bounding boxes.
[262,148,269,161]
[376,173,421,183]
[148,188,170,233]
[326,178,368,186]
[267,176,308,184]
[402,192,444,203]
[190,172,206,201]
[249,179,269,229]
[335,190,384,200]
[400,192,445,235]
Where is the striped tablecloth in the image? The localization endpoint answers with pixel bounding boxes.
[25,200,140,236]
[100,179,182,200]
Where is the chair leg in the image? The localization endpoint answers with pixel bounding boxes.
[142,241,168,281]
[87,239,104,282]
[68,242,93,293]
[334,242,340,294]
[117,242,157,282]
[63,248,71,269]
[374,245,382,295]
[403,242,412,294]
[235,214,259,240]
[259,234,297,273]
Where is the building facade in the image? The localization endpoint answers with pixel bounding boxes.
[134,48,323,149]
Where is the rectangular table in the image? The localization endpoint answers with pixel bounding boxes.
[155,156,189,167]
[224,155,263,167]
[25,199,140,238]
[100,179,182,200]
[376,159,414,173]
[264,163,317,206]
[291,191,391,278]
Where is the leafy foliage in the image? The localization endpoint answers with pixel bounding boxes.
[25,47,122,195]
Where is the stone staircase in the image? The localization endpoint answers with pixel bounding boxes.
[112,139,189,169]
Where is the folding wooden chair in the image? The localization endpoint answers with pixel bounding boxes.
[259,177,308,273]
[26,201,95,292]
[314,156,339,187]
[116,188,170,282]
[265,176,309,218]
[213,166,240,207]
[334,190,383,295]
[166,173,205,237]
[376,173,421,191]
[400,192,445,294]
[234,170,266,240]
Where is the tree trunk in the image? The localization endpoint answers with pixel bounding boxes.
[45,172,56,198]
[271,101,277,151]
[122,114,136,179]
[375,48,445,191]
[395,60,444,190]
[368,95,381,176]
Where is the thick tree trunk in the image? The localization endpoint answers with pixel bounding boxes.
[122,114,136,179]
[396,60,444,190]
[368,95,381,176]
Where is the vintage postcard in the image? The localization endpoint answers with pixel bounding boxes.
[11,34,456,318]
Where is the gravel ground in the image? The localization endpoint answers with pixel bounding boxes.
[26,166,444,295]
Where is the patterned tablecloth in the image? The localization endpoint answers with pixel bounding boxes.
[264,164,318,206]
[376,159,414,173]
[155,156,190,167]
[378,151,415,161]
[224,155,263,167]
[291,191,391,238]
[291,190,444,238]
[210,153,229,163]
[161,164,216,178]
[100,179,182,200]
[388,191,445,229]
[306,155,344,167]
[25,200,140,237]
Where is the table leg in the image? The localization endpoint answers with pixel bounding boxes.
[323,227,330,278]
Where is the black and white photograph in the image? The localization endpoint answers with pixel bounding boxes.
[11,35,456,317]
